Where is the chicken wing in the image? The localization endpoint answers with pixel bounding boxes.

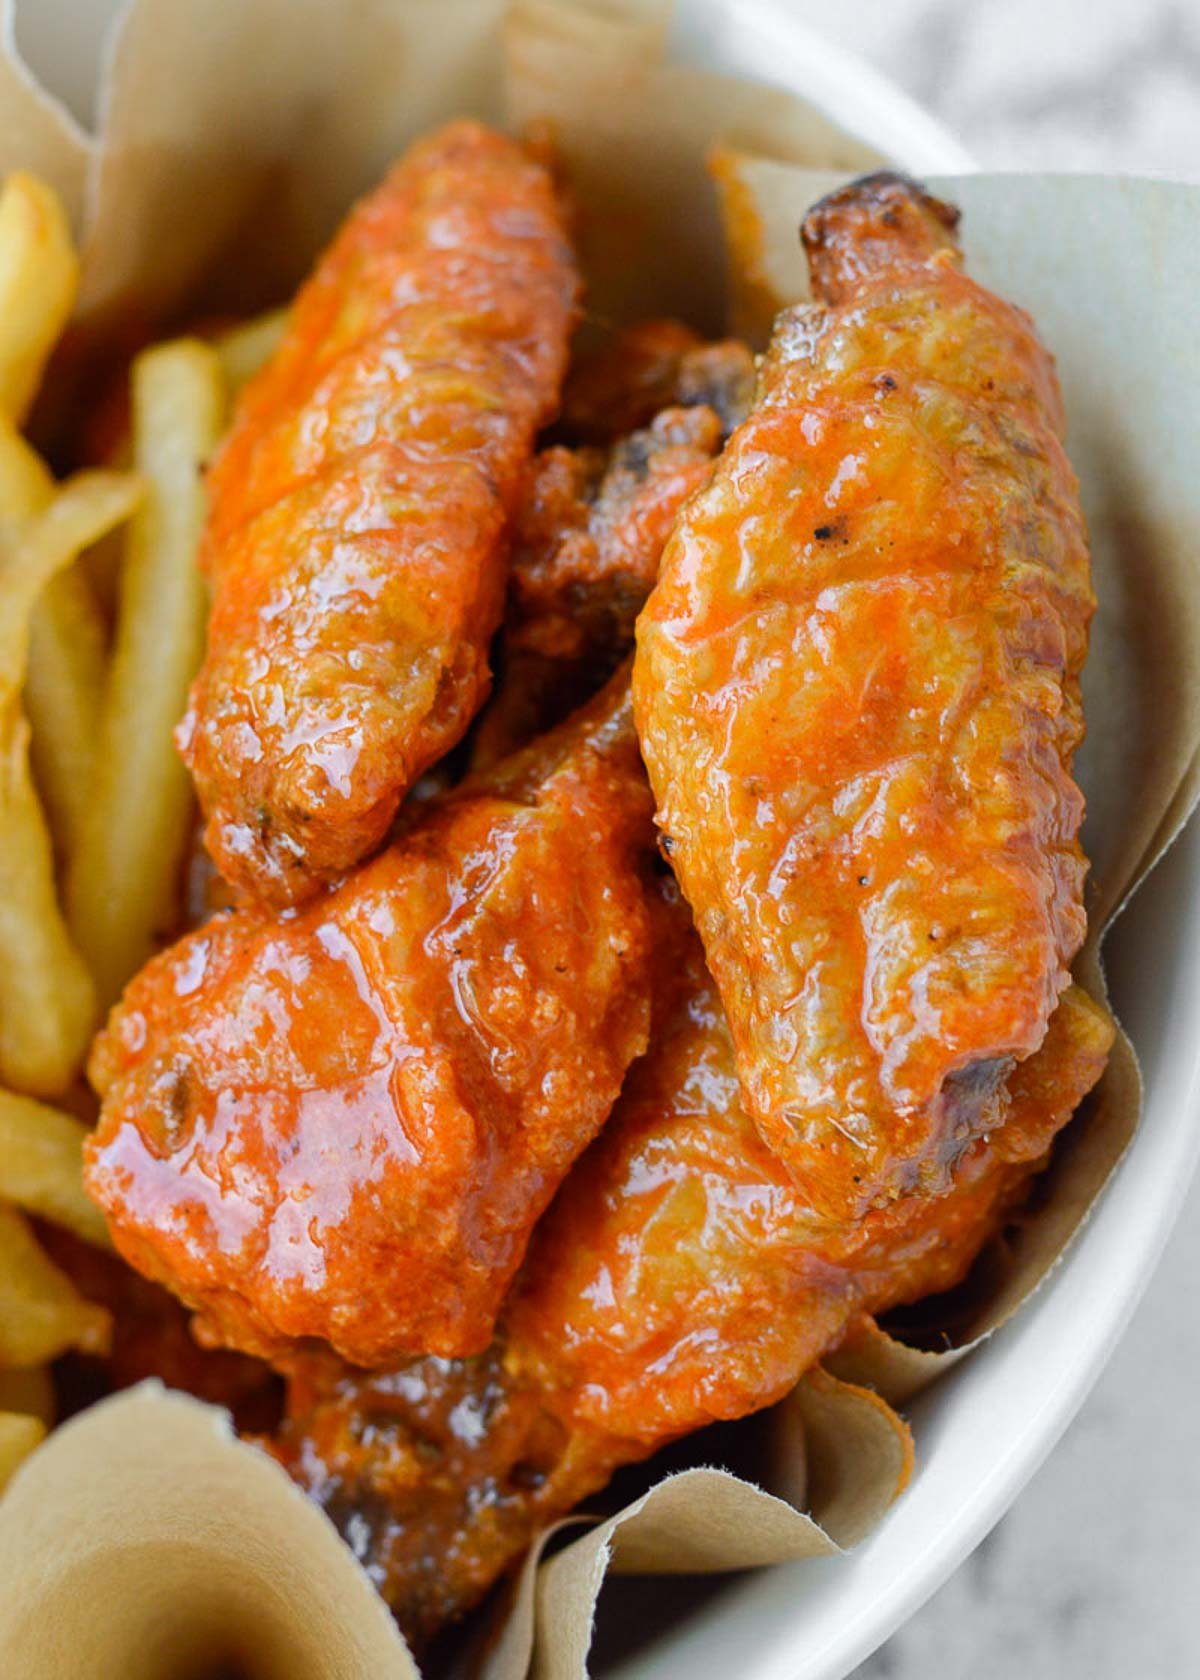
[560,318,755,444]
[634,174,1095,1225]
[84,674,656,1367]
[268,882,1112,1644]
[468,322,754,768]
[472,404,721,769]
[181,121,580,907]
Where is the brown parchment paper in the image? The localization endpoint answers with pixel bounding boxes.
[503,0,879,333]
[0,3,1197,1678]
[484,1368,912,1680]
[0,1383,420,1679]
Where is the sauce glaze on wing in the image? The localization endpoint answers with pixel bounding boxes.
[269,882,1113,1646]
[634,174,1096,1226]
[182,121,580,907]
[86,676,656,1367]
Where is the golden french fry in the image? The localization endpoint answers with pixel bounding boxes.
[67,341,224,1008]
[0,734,96,1096]
[0,415,52,516]
[214,306,287,398]
[25,565,107,862]
[0,1089,110,1248]
[0,173,79,423]
[0,1201,109,1366]
[0,471,141,680]
[0,1410,45,1492]
[82,526,125,626]
[0,471,143,1094]
[0,425,111,861]
[0,1363,54,1425]
[0,419,107,854]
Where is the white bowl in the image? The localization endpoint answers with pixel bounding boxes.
[18,4,1199,1676]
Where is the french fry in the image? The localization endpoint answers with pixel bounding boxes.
[214,306,287,398]
[0,1090,110,1249]
[0,420,111,864]
[0,473,143,709]
[0,175,112,866]
[76,361,136,620]
[25,566,107,862]
[0,1411,45,1493]
[0,417,52,515]
[67,340,224,1008]
[0,1363,54,1425]
[0,173,79,423]
[0,471,143,1094]
[0,1201,109,1367]
[0,737,95,1097]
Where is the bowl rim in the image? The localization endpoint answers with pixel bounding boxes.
[671,0,976,176]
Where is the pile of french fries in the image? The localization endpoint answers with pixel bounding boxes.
[0,171,284,1491]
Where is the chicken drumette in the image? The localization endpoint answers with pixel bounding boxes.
[182,121,579,906]
[85,676,657,1367]
[471,323,753,769]
[472,405,720,770]
[635,174,1097,1227]
[558,318,755,444]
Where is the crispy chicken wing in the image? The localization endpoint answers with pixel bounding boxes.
[560,319,755,444]
[269,883,1112,1645]
[634,175,1095,1224]
[468,323,754,768]
[85,675,656,1367]
[472,404,720,769]
[181,122,580,907]
[512,407,722,664]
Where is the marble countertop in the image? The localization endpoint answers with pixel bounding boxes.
[782,4,1200,1677]
[800,0,1200,178]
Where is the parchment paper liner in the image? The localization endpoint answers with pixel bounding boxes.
[0,3,1196,1676]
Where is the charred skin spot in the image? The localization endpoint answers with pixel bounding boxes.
[801,172,962,307]
[939,1056,1013,1150]
[159,1065,195,1152]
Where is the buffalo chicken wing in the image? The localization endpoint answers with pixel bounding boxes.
[472,403,722,769]
[182,122,579,906]
[85,677,656,1367]
[634,174,1096,1226]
